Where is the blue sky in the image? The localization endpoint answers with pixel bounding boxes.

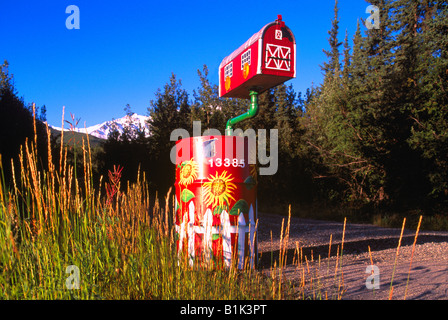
[0,0,370,127]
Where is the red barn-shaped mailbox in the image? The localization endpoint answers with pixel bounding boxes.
[219,15,296,99]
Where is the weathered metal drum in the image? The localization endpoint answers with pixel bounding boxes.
[174,135,257,269]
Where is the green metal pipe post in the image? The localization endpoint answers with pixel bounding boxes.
[225,90,259,136]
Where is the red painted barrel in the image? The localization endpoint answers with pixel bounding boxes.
[174,135,257,268]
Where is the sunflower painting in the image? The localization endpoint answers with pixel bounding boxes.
[174,135,259,268]
[178,158,199,186]
[202,170,237,209]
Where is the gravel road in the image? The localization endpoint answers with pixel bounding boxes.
[256,212,448,300]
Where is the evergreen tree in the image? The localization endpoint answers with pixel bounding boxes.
[191,65,227,133]
[321,0,342,77]
[147,73,191,194]
[408,1,448,202]
[271,84,313,203]
[379,0,432,206]
[305,0,447,209]
[342,29,351,87]
[303,0,367,202]
[0,60,48,184]
[147,73,191,153]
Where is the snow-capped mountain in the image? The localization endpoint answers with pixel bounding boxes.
[51,113,151,140]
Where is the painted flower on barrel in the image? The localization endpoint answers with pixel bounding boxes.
[203,170,237,208]
[178,158,199,186]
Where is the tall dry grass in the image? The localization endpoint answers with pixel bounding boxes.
[0,112,299,300]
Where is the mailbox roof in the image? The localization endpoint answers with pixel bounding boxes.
[219,22,270,69]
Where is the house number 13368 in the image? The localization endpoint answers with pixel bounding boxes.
[209,158,245,168]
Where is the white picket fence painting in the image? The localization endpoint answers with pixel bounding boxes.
[175,201,257,269]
